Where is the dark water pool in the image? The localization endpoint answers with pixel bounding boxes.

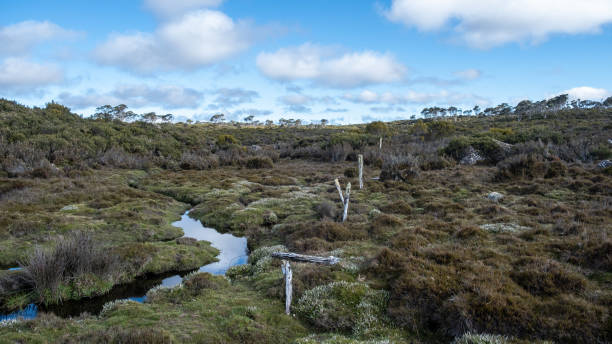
[0,210,247,322]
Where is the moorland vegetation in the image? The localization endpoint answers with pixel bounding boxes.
[0,96,610,343]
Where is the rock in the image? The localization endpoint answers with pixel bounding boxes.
[597,160,612,169]
[460,146,484,165]
[5,159,27,177]
[479,223,530,233]
[250,145,262,152]
[60,204,78,211]
[487,192,504,202]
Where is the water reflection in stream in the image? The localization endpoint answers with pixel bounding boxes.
[0,210,247,322]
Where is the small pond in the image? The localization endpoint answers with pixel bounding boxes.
[1,210,248,322]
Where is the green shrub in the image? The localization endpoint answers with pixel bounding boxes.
[343,167,357,178]
[183,272,229,293]
[246,156,274,169]
[217,134,239,146]
[365,121,389,137]
[295,281,389,335]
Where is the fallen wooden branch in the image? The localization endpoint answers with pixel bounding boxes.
[271,252,341,265]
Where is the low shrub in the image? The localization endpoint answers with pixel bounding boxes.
[175,237,198,246]
[295,281,389,335]
[183,272,229,293]
[510,257,586,296]
[316,201,338,220]
[246,156,274,169]
[343,167,357,178]
[494,154,547,181]
[379,154,419,182]
[21,231,119,303]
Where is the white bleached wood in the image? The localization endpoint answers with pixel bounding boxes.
[342,183,351,222]
[334,178,344,204]
[281,260,292,315]
[358,154,363,189]
[272,252,341,265]
[379,137,382,149]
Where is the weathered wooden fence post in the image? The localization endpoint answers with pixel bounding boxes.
[335,178,351,222]
[342,182,351,222]
[281,260,292,315]
[379,137,383,150]
[358,154,363,190]
[334,178,344,204]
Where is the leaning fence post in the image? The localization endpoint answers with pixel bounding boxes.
[358,154,363,189]
[334,178,344,204]
[281,260,292,315]
[342,182,351,222]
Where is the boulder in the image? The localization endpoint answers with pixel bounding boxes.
[487,192,504,202]
[597,160,612,169]
[460,146,484,165]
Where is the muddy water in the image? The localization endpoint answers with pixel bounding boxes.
[0,210,247,322]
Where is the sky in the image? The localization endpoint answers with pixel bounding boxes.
[1,0,611,124]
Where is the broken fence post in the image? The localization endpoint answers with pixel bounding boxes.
[358,154,363,190]
[342,182,351,222]
[334,178,344,204]
[281,260,292,315]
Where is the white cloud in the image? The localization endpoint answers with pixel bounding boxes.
[0,57,63,92]
[385,0,612,48]
[144,0,223,17]
[94,10,253,73]
[58,84,204,109]
[343,89,488,106]
[563,86,610,100]
[0,20,81,56]
[256,43,406,88]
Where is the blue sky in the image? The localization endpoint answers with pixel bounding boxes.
[1,0,611,123]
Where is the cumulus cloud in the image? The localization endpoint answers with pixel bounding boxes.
[0,20,81,56]
[144,0,223,17]
[58,84,204,109]
[94,10,254,73]
[256,43,406,88]
[562,86,610,100]
[0,57,63,92]
[384,0,612,48]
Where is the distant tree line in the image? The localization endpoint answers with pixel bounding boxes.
[420,94,612,119]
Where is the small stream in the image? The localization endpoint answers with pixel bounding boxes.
[0,210,248,322]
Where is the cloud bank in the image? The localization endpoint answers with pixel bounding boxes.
[94,10,254,73]
[256,43,406,88]
[385,0,612,48]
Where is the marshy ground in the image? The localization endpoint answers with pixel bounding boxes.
[0,99,610,343]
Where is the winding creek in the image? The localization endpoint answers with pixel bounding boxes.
[0,210,248,322]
